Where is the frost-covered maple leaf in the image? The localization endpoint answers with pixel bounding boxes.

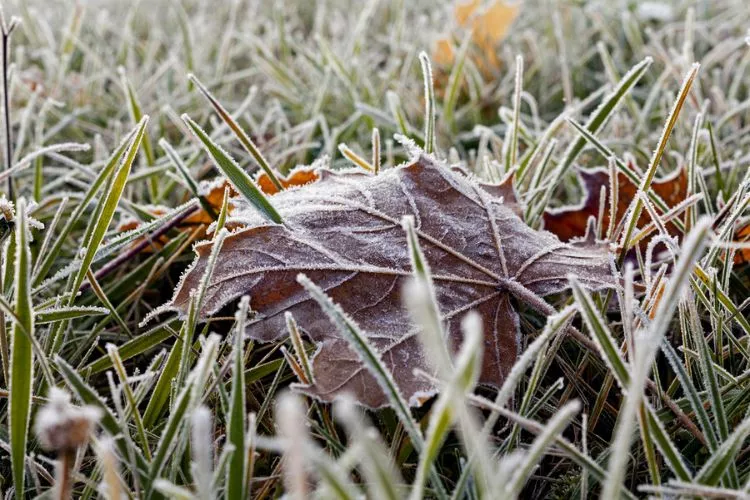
[166,155,616,408]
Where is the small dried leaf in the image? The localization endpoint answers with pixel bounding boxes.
[166,156,615,408]
[544,165,688,245]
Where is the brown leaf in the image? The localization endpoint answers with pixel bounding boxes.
[166,156,616,408]
[543,165,688,245]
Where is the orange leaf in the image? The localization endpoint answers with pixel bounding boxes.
[735,221,750,266]
[115,168,321,252]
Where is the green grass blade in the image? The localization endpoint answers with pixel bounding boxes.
[297,274,448,499]
[227,297,250,499]
[551,56,652,186]
[33,130,134,287]
[182,114,283,224]
[35,305,108,324]
[418,52,436,154]
[69,116,149,297]
[9,199,34,500]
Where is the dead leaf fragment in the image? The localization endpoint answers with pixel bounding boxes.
[167,156,616,408]
[434,0,521,74]
[543,165,688,245]
[735,220,750,266]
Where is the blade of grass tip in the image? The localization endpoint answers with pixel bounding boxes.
[286,312,314,384]
[418,52,436,155]
[9,198,34,500]
[227,296,250,500]
[620,63,700,259]
[563,118,684,234]
[159,137,218,220]
[372,128,381,175]
[296,274,448,499]
[606,156,618,240]
[505,55,523,171]
[182,114,283,224]
[119,68,156,198]
[506,400,581,497]
[188,74,283,191]
[214,185,231,236]
[338,143,373,171]
[550,56,652,188]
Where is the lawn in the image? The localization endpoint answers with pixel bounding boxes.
[0,0,749,498]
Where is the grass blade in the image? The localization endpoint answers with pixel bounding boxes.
[9,199,34,499]
[182,113,283,224]
[227,297,250,499]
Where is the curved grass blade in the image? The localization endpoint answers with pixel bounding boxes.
[69,116,149,297]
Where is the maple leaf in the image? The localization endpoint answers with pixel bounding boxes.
[166,156,616,408]
[543,164,688,245]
